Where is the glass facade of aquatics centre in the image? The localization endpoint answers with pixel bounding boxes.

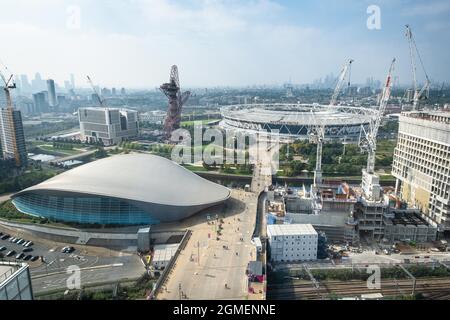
[12,193,160,225]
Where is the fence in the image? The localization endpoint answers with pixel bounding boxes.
[150,229,192,299]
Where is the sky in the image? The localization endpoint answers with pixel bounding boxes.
[0,0,449,88]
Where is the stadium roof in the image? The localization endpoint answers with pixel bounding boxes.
[16,154,231,207]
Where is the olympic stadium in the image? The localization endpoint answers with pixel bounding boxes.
[220,104,378,141]
[11,154,231,225]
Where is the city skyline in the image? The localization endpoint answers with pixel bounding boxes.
[0,0,449,88]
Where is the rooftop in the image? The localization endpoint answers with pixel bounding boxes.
[14,154,231,207]
[0,262,23,287]
[267,223,317,237]
[402,110,450,124]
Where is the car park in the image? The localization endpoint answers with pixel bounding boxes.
[15,253,24,260]
[6,250,16,257]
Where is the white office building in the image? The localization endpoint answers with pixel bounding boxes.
[392,111,450,232]
[267,224,318,262]
[78,107,139,146]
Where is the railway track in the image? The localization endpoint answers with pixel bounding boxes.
[268,277,450,300]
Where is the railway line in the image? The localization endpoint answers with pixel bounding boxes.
[268,277,450,300]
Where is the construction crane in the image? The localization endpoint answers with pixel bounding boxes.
[308,59,353,187]
[359,58,396,175]
[0,67,16,109]
[330,59,354,106]
[405,25,430,111]
[87,75,107,108]
[308,107,325,187]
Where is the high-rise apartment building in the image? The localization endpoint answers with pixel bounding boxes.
[32,92,48,113]
[0,107,28,167]
[46,79,57,108]
[392,111,450,233]
[78,107,139,146]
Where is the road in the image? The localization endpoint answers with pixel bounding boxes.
[157,189,259,300]
[0,193,13,204]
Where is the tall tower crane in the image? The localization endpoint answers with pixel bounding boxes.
[405,25,430,111]
[359,58,396,201]
[308,107,325,187]
[0,68,16,109]
[87,75,108,108]
[308,59,353,187]
[330,59,354,106]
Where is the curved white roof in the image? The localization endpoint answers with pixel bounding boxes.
[18,154,231,207]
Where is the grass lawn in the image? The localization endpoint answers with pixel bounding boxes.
[181,119,221,127]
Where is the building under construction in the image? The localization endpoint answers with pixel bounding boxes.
[160,65,191,137]
[0,70,27,167]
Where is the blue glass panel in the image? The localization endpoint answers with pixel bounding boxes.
[12,193,159,225]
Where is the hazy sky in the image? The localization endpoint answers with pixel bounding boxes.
[0,0,449,88]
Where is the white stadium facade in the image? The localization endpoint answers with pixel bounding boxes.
[12,154,231,225]
[220,104,378,141]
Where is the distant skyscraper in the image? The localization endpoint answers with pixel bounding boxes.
[120,88,126,95]
[112,88,116,96]
[20,75,31,93]
[47,79,57,108]
[31,73,46,92]
[64,80,71,92]
[70,73,75,89]
[32,92,48,113]
[0,107,28,167]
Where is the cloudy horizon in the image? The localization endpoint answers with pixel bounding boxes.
[0,0,449,89]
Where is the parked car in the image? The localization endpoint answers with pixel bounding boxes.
[61,246,75,254]
[16,239,25,245]
[22,248,33,253]
[23,255,32,261]
[0,234,10,240]
[24,241,33,247]
[9,237,17,243]
[6,250,16,257]
[30,256,39,262]
[15,253,25,260]
[0,246,6,251]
